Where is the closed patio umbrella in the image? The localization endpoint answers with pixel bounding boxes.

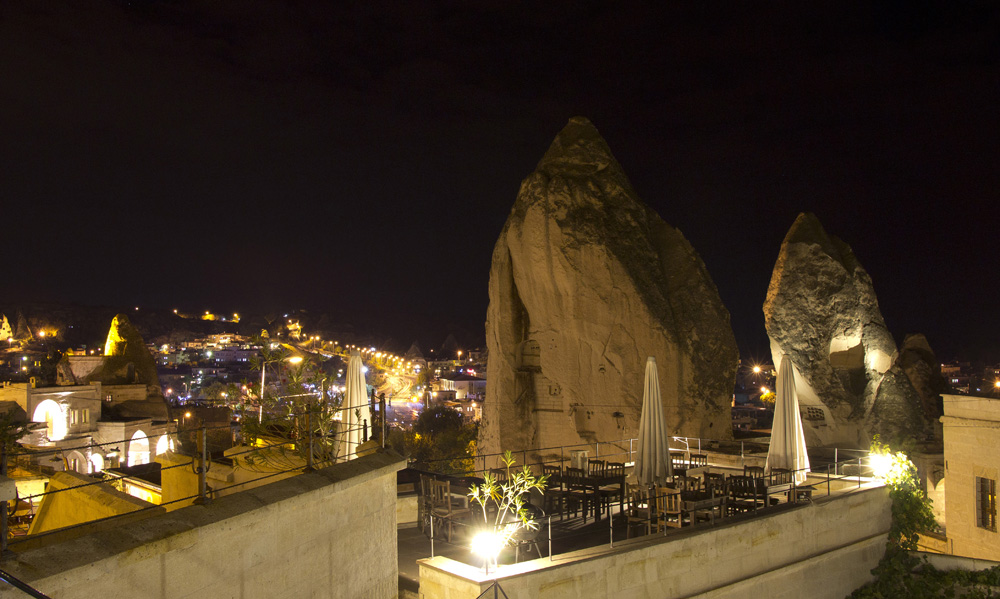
[636,356,673,487]
[766,354,810,484]
[342,349,371,461]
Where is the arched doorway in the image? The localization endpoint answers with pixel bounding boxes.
[127,430,150,466]
[31,400,66,441]
[65,450,87,474]
[89,453,105,473]
[155,434,173,456]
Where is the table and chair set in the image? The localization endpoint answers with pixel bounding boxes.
[414,454,814,558]
[416,458,629,546]
[623,457,815,538]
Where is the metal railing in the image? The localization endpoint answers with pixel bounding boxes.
[416,453,879,569]
[0,569,52,598]
[417,434,871,479]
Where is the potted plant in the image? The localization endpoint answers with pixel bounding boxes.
[467,451,548,572]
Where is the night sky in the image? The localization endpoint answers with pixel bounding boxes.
[3,1,998,361]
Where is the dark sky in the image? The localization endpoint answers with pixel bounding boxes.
[3,1,999,360]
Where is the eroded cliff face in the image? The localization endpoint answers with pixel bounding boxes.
[481,117,738,459]
[764,213,939,447]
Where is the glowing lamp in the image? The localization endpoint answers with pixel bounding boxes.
[471,530,505,573]
[869,452,893,480]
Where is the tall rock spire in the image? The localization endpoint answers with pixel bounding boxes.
[764,212,936,446]
[480,117,738,459]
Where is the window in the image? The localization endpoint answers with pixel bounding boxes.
[81,409,89,424]
[70,410,77,426]
[977,477,996,532]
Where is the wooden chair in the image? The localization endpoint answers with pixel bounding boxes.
[654,486,684,531]
[542,464,566,517]
[744,465,765,479]
[418,474,434,535]
[588,459,607,478]
[430,479,471,542]
[670,451,688,475]
[704,472,726,497]
[626,485,654,538]
[728,475,762,515]
[489,467,509,485]
[689,453,708,468]
[676,475,701,492]
[599,461,626,515]
[768,468,792,485]
[564,467,593,522]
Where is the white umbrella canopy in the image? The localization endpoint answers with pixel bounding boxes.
[635,356,673,487]
[766,354,810,484]
[342,349,372,461]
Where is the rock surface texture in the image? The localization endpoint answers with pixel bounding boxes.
[481,117,738,459]
[98,314,169,419]
[764,213,940,447]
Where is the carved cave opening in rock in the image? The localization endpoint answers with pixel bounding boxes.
[829,335,867,397]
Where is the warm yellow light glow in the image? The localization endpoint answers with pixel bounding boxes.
[184,412,192,418]
[288,356,303,364]
[869,452,894,480]
[753,366,761,373]
[471,530,505,561]
[760,386,768,393]
[33,400,67,441]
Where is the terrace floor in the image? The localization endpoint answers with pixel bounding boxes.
[397,462,874,595]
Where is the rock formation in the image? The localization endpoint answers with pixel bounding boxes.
[79,314,169,419]
[764,213,939,447]
[0,314,11,342]
[14,310,32,342]
[481,117,738,460]
[895,334,948,431]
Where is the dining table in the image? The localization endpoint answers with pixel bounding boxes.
[550,471,627,522]
[680,489,726,525]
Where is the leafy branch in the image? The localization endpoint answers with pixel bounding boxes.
[467,451,548,552]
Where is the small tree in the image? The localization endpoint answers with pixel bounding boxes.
[467,451,547,570]
[395,406,477,474]
[851,436,939,598]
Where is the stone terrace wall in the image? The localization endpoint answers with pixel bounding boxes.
[5,451,406,599]
[420,484,890,599]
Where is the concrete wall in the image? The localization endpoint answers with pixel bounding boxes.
[398,493,418,526]
[942,394,1000,561]
[419,484,890,599]
[6,451,406,599]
